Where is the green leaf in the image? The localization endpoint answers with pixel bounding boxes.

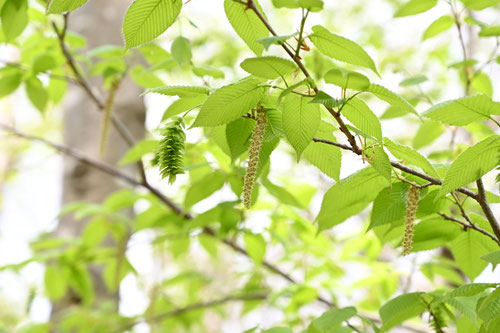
[272,0,324,12]
[25,76,48,113]
[32,54,58,74]
[422,94,500,126]
[82,218,108,247]
[369,183,409,230]
[1,0,28,42]
[461,0,500,10]
[423,15,454,40]
[261,328,292,333]
[324,68,370,90]
[412,217,461,252]
[265,109,285,139]
[477,288,500,330]
[0,66,24,98]
[103,258,131,292]
[451,229,498,280]
[308,91,342,109]
[244,233,266,264]
[256,137,280,178]
[224,0,269,56]
[282,94,320,160]
[146,85,210,98]
[68,264,94,305]
[171,36,192,65]
[256,33,298,50]
[276,77,315,105]
[240,56,297,80]
[44,266,67,300]
[226,117,255,161]
[471,72,493,97]
[341,98,382,141]
[316,167,388,231]
[394,0,437,18]
[482,251,500,269]
[119,139,158,166]
[399,75,428,87]
[193,78,263,127]
[193,66,225,79]
[366,84,418,116]
[413,120,444,149]
[262,179,303,208]
[379,293,426,332]
[311,307,357,332]
[303,126,341,180]
[448,283,499,297]
[368,145,392,182]
[439,135,500,196]
[162,95,207,120]
[47,0,88,13]
[184,170,226,208]
[384,138,440,178]
[122,0,182,50]
[309,25,379,75]
[48,71,68,105]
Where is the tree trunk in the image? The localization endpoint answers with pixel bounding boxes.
[53,0,145,313]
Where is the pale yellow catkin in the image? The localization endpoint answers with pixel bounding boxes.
[242,108,267,209]
[403,185,420,256]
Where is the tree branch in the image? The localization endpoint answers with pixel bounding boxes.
[112,292,268,332]
[476,178,500,243]
[312,137,479,200]
[438,212,500,246]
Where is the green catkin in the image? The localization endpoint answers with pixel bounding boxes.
[154,117,186,184]
[242,108,267,209]
[403,185,420,256]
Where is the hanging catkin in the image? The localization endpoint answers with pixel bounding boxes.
[403,185,420,255]
[154,117,186,184]
[242,107,267,209]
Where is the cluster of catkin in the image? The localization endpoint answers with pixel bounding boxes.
[242,107,267,209]
[403,185,420,255]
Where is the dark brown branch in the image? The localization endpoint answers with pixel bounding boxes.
[313,137,353,151]
[113,292,268,332]
[312,137,479,200]
[438,212,500,246]
[0,124,187,219]
[476,178,500,243]
[52,15,104,109]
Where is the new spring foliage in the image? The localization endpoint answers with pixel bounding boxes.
[155,117,186,184]
[243,107,267,209]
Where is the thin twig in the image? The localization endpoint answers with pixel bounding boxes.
[438,212,500,245]
[396,175,434,189]
[112,292,268,332]
[450,1,471,95]
[312,137,479,199]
